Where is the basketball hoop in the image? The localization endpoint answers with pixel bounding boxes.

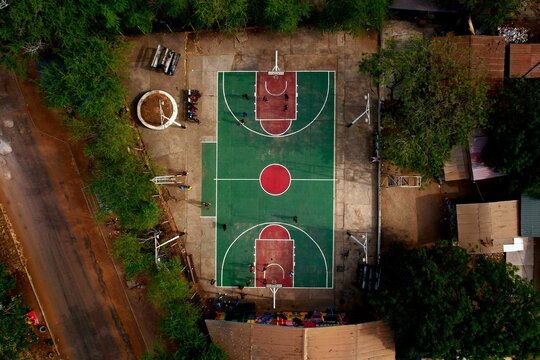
[268,50,284,78]
[267,283,282,309]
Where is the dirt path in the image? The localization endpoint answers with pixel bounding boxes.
[0,67,147,359]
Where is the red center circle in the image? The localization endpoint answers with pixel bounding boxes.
[259,164,291,196]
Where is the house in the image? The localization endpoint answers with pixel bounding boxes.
[456,200,519,254]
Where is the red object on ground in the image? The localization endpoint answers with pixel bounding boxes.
[26,310,39,326]
[259,164,291,196]
[255,224,294,287]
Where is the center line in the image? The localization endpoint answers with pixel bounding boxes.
[215,178,334,181]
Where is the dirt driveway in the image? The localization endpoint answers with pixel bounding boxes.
[0,68,148,359]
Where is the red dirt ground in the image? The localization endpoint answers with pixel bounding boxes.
[0,67,158,359]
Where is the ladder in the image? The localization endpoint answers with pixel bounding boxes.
[386,174,422,188]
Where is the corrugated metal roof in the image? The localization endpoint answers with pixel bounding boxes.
[444,145,470,181]
[206,320,396,360]
[390,0,458,12]
[509,44,540,79]
[521,195,540,237]
[457,200,519,254]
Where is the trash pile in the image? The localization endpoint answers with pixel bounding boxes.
[497,26,529,44]
[252,309,348,327]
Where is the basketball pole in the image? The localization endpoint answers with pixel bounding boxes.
[271,50,281,74]
[347,231,368,264]
[267,283,282,309]
[347,94,370,127]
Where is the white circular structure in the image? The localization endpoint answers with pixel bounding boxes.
[136,90,179,130]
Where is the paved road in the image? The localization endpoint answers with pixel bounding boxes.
[0,68,145,359]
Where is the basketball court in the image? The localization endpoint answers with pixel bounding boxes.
[202,68,335,290]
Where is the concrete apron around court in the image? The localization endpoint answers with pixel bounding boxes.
[126,30,378,311]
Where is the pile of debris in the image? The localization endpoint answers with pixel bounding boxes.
[498,26,529,44]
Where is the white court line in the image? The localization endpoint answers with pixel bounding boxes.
[222,71,332,138]
[255,238,294,242]
[264,80,288,96]
[259,224,291,240]
[256,118,297,122]
[214,178,334,181]
[331,71,336,288]
[220,222,329,287]
[215,73,220,285]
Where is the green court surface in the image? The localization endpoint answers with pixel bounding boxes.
[201,142,216,217]
[207,71,335,288]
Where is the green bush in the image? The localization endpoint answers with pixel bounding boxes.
[360,38,489,178]
[264,0,311,32]
[112,233,153,279]
[0,264,36,358]
[372,244,540,359]
[484,78,540,197]
[317,0,390,33]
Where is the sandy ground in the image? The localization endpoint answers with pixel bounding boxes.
[0,68,155,359]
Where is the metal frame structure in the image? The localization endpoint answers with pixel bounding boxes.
[347,231,368,264]
[267,283,282,309]
[386,174,422,188]
[150,175,186,185]
[268,50,284,76]
[347,94,370,127]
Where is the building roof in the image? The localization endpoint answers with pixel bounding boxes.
[390,0,458,12]
[521,195,540,237]
[509,44,540,78]
[506,237,534,282]
[450,36,505,87]
[205,320,396,360]
[457,200,519,254]
[444,145,470,181]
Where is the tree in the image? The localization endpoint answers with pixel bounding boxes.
[0,264,36,358]
[371,244,540,359]
[193,0,248,32]
[450,0,522,34]
[264,0,311,32]
[360,38,489,179]
[147,259,192,309]
[484,78,540,197]
[112,233,154,279]
[317,0,390,33]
